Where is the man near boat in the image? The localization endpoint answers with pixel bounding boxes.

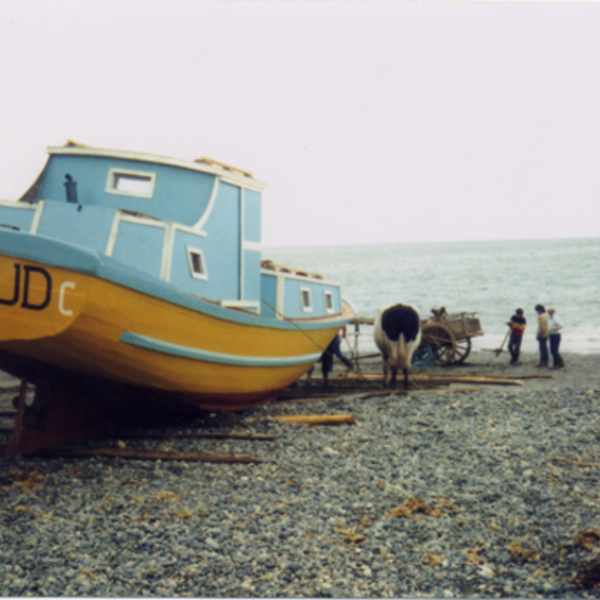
[506,308,526,365]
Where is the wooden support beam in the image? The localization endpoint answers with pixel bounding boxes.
[34,447,261,463]
[412,375,524,386]
[273,414,357,426]
[349,390,401,400]
[115,431,279,441]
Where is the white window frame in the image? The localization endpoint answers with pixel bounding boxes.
[300,287,313,313]
[324,291,335,314]
[186,246,208,281]
[105,167,157,199]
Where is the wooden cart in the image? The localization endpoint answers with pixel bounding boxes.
[416,311,484,366]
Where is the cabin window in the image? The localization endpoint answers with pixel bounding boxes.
[301,287,313,312]
[106,168,156,199]
[324,291,335,314]
[186,247,208,280]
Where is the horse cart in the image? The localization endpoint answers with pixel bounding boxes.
[415,310,485,366]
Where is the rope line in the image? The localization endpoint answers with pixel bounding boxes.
[260,298,384,390]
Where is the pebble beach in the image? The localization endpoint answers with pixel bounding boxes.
[1,351,600,598]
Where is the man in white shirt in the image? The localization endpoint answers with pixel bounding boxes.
[548,307,564,369]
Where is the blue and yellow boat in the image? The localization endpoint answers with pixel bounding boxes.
[0,142,350,453]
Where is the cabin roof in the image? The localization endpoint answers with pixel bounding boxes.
[47,141,268,192]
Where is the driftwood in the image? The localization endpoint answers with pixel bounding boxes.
[349,390,400,400]
[341,372,381,381]
[115,431,279,441]
[418,373,552,381]
[342,371,550,381]
[413,375,523,386]
[502,374,554,380]
[413,385,490,395]
[273,414,357,426]
[34,446,261,463]
[340,372,529,386]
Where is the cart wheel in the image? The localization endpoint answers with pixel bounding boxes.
[423,324,456,366]
[454,338,472,364]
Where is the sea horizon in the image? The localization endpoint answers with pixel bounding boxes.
[265,237,600,356]
[263,234,600,251]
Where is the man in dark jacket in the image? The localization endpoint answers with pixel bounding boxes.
[507,308,527,365]
[319,330,353,384]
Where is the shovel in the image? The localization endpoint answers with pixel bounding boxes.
[488,330,510,364]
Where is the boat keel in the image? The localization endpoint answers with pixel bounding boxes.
[1,379,110,456]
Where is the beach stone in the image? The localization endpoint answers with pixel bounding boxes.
[1,350,600,597]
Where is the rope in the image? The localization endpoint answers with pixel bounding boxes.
[259,298,329,354]
[260,298,383,390]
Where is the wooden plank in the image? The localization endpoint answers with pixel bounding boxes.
[349,390,401,400]
[34,447,261,463]
[273,414,357,426]
[351,317,375,325]
[115,431,279,441]
[414,386,490,395]
[341,372,527,385]
[502,374,554,380]
[413,375,523,386]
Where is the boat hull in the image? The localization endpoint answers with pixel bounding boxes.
[0,250,346,411]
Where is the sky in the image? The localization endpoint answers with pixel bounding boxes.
[0,0,599,248]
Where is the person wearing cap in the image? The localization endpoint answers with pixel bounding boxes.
[548,307,565,368]
[535,304,549,367]
[506,308,527,365]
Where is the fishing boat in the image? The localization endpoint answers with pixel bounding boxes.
[0,141,350,454]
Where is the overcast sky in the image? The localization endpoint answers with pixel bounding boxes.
[0,0,598,247]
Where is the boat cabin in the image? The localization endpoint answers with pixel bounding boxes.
[0,142,342,320]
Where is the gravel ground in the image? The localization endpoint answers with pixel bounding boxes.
[1,350,600,598]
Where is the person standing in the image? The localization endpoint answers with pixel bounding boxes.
[506,308,527,365]
[535,304,549,367]
[548,307,565,368]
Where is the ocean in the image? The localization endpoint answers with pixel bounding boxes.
[265,237,600,356]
